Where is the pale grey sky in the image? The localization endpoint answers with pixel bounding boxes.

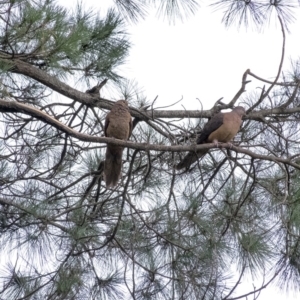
[63,1,300,299]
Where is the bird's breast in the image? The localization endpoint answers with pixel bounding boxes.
[207,114,241,143]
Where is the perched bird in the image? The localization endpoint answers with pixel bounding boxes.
[176,106,246,170]
[104,100,132,188]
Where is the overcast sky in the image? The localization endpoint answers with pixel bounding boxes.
[63,1,300,299]
[97,1,300,111]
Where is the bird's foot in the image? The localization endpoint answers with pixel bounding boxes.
[227,142,233,149]
[213,139,219,147]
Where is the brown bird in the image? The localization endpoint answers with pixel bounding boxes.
[104,100,132,188]
[176,106,246,170]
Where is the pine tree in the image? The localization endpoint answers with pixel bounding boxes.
[1,0,300,299]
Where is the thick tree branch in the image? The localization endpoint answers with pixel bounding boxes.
[1,97,300,131]
[2,57,243,119]
[0,99,299,169]
[9,58,111,107]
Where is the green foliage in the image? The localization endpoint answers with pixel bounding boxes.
[0,0,130,81]
[1,0,300,299]
[211,0,297,29]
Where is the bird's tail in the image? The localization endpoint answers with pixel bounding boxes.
[175,149,208,170]
[104,145,124,188]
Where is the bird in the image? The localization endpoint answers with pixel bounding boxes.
[104,100,132,188]
[175,106,246,170]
